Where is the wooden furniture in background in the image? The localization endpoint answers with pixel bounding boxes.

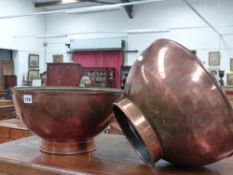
[84,67,115,88]
[46,63,83,86]
[3,75,16,89]
[0,100,15,120]
[121,66,131,89]
[224,86,233,106]
[0,119,32,144]
[0,90,6,98]
[0,61,14,89]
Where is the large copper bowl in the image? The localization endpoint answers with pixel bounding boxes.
[113,39,233,166]
[13,87,123,155]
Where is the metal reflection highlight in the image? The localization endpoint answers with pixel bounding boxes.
[135,116,145,126]
[192,66,203,82]
[141,65,149,84]
[137,55,144,61]
[158,47,167,79]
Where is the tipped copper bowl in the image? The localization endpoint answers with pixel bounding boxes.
[13,87,123,155]
[113,39,233,166]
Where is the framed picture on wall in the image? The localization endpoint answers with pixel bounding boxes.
[53,54,64,63]
[29,54,39,68]
[227,73,233,85]
[28,69,39,82]
[208,51,220,66]
[230,58,233,71]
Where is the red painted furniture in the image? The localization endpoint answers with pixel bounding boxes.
[46,63,83,86]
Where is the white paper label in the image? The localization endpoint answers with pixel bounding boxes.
[23,95,32,104]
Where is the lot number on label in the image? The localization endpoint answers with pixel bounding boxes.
[23,95,32,104]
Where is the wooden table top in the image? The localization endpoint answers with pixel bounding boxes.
[0,134,232,175]
[0,119,28,130]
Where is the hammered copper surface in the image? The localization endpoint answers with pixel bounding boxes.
[113,39,233,166]
[13,87,123,154]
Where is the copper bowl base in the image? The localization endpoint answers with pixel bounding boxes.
[40,138,96,155]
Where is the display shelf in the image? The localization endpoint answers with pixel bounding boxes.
[84,67,115,88]
[3,75,16,90]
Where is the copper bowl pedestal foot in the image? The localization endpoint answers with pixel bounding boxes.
[40,138,96,155]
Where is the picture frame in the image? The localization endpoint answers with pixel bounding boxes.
[28,69,40,82]
[53,54,63,63]
[230,58,233,71]
[29,54,39,68]
[208,51,220,66]
[208,67,219,81]
[227,73,233,85]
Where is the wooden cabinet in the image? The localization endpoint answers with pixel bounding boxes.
[224,86,233,106]
[0,119,32,144]
[46,63,83,86]
[0,61,14,90]
[4,75,16,89]
[84,67,115,88]
[0,100,15,119]
[121,66,131,89]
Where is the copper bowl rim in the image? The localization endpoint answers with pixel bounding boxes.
[12,86,124,94]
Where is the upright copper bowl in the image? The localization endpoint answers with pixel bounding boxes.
[13,87,123,155]
[113,39,233,166]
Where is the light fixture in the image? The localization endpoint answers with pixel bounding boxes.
[66,4,120,14]
[36,34,68,39]
[66,0,163,14]
[61,0,80,4]
[126,29,170,34]
[14,34,68,39]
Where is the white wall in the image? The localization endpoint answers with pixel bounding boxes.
[2,0,233,85]
[0,0,45,86]
[45,0,233,83]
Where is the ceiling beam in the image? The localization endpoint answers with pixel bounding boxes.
[34,0,114,8]
[79,0,115,4]
[182,0,221,37]
[35,1,79,8]
[121,0,133,19]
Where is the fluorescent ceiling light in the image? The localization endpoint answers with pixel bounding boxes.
[126,29,170,34]
[66,0,163,14]
[14,34,68,39]
[36,34,68,39]
[61,0,80,4]
[66,5,120,14]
